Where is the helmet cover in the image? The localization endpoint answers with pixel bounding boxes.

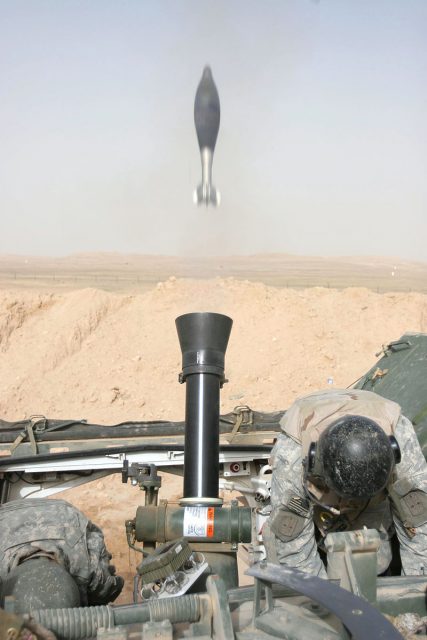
[317,415,395,499]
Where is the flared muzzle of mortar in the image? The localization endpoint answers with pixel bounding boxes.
[175,312,233,506]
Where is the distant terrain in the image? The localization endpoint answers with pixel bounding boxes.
[0,252,426,293]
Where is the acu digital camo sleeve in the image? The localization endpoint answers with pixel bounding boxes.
[0,498,123,605]
[268,432,327,578]
[391,415,427,576]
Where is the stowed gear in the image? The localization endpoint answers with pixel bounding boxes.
[308,415,400,499]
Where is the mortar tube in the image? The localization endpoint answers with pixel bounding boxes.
[183,372,221,502]
[175,312,233,506]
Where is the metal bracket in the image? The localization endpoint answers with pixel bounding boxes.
[247,562,404,640]
[324,529,380,604]
[122,462,161,495]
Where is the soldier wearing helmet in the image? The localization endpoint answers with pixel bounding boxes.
[265,388,427,577]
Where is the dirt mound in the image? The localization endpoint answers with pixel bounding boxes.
[1,278,426,421]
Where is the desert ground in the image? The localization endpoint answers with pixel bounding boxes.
[1,253,427,603]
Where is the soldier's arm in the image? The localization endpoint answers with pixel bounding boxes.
[389,415,427,575]
[86,522,124,604]
[267,433,327,578]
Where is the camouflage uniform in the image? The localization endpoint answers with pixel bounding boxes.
[0,498,123,605]
[267,389,427,577]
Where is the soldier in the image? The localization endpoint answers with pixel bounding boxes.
[0,498,124,610]
[265,388,427,577]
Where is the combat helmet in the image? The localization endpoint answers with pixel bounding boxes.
[306,415,401,499]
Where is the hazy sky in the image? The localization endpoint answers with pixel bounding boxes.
[0,1,426,260]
